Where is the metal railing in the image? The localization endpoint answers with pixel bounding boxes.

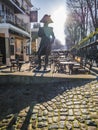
[0,10,29,32]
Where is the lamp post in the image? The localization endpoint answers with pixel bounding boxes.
[30,7,40,55]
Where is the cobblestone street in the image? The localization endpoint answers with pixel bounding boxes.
[0,0,98,130]
[0,79,98,130]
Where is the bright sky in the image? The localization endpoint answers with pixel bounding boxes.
[31,0,67,45]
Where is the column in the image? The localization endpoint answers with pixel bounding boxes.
[5,37,10,66]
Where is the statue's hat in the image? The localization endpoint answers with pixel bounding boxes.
[40,14,53,23]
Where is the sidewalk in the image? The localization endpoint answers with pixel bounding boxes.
[0,62,97,85]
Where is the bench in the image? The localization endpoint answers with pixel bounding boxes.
[83,60,92,73]
[75,56,92,72]
[74,56,92,73]
[10,59,25,72]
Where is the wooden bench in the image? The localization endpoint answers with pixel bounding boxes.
[10,59,25,72]
[84,60,92,73]
[75,57,92,71]
[74,56,92,73]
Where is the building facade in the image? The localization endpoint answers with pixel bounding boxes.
[31,27,39,53]
[0,0,33,66]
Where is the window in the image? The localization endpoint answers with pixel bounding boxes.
[10,37,15,55]
[2,4,4,11]
[21,41,23,53]
[10,45,14,55]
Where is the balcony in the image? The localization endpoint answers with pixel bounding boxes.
[15,16,29,32]
[1,0,25,14]
[0,10,29,32]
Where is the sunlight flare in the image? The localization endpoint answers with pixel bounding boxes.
[51,6,67,45]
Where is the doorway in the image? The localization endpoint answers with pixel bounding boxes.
[0,37,6,64]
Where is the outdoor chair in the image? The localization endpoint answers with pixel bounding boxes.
[10,55,25,72]
[10,58,18,72]
[29,55,38,71]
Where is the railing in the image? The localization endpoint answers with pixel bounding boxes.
[0,10,29,32]
[12,0,30,13]
[14,0,20,6]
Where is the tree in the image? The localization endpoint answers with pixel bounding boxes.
[65,13,81,48]
[52,39,64,50]
[65,0,97,49]
[66,0,89,37]
[86,0,98,30]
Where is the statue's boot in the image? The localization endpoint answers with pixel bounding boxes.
[36,65,41,70]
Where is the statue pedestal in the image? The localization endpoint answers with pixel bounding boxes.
[34,68,51,73]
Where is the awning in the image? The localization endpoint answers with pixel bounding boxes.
[0,23,30,38]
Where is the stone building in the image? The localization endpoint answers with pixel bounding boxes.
[0,0,33,66]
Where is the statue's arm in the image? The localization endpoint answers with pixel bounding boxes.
[51,28,55,43]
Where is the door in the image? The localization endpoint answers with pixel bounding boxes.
[0,37,6,64]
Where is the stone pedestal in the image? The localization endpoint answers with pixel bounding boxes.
[34,68,51,73]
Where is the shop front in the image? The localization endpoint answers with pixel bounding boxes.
[0,23,30,66]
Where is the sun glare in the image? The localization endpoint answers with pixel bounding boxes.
[51,6,67,45]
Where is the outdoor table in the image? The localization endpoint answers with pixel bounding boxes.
[59,55,65,59]
[59,61,80,74]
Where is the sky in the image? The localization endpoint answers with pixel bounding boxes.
[31,0,67,45]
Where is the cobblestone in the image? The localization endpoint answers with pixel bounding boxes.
[0,79,98,129]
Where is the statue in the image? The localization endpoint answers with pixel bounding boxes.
[36,14,55,70]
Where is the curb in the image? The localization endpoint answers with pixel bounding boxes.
[0,75,96,85]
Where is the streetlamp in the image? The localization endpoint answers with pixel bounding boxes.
[30,7,40,54]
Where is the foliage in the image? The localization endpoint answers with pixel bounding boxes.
[86,0,98,29]
[65,0,97,50]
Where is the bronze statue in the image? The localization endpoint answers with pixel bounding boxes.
[36,14,55,70]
